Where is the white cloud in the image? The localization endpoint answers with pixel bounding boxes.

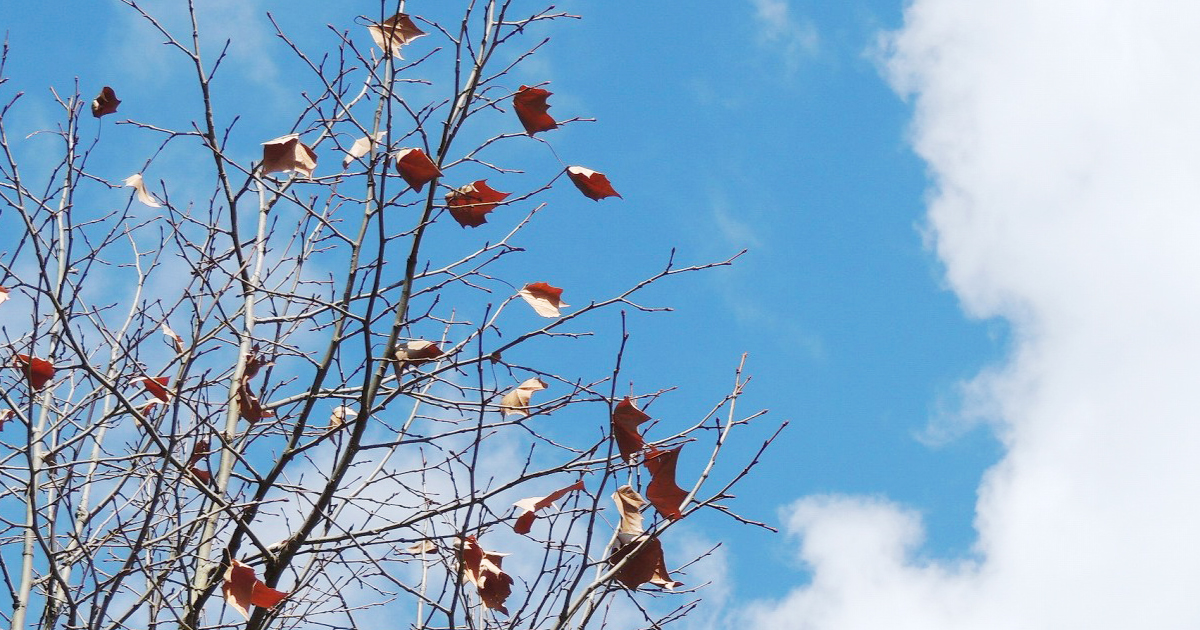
[749,0,819,70]
[742,0,1200,628]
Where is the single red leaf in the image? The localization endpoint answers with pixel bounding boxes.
[189,467,213,485]
[222,559,288,619]
[513,85,557,135]
[243,346,273,380]
[367,13,427,59]
[445,180,509,227]
[566,166,621,201]
[611,397,650,463]
[394,148,442,192]
[459,536,514,615]
[91,86,120,118]
[518,282,568,318]
[609,536,683,589]
[261,134,317,178]
[513,479,586,534]
[644,446,688,520]
[134,376,170,403]
[188,438,210,467]
[14,354,55,391]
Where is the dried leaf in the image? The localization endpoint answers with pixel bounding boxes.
[394,340,443,368]
[459,536,514,615]
[513,479,586,534]
[188,438,210,467]
[612,485,646,538]
[445,180,509,228]
[134,376,171,403]
[500,377,547,416]
[123,173,162,207]
[139,399,165,417]
[261,134,317,178]
[161,322,185,353]
[237,386,274,424]
[0,286,10,306]
[91,86,120,118]
[222,558,288,619]
[0,409,15,429]
[189,467,213,485]
[513,85,557,135]
[343,132,386,169]
[518,282,568,318]
[243,346,273,380]
[394,148,442,192]
[612,397,650,462]
[330,405,357,427]
[609,536,682,590]
[14,354,55,391]
[644,446,688,520]
[367,13,426,58]
[400,540,438,555]
[566,166,621,201]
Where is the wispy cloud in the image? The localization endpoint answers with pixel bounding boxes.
[749,0,819,72]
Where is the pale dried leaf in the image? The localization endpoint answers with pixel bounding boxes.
[123,173,161,208]
[330,405,357,427]
[518,282,568,317]
[612,484,646,542]
[161,322,185,353]
[261,134,318,178]
[500,377,547,416]
[367,13,426,59]
[343,132,385,169]
[513,479,585,534]
[0,286,8,306]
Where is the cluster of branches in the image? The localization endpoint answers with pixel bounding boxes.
[0,2,780,630]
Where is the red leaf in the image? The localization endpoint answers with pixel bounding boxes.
[222,559,288,619]
[91,86,120,118]
[14,354,55,391]
[611,397,650,463]
[609,536,683,590]
[367,13,427,59]
[189,467,213,485]
[518,282,568,318]
[237,385,274,424]
[261,134,317,178]
[446,180,509,227]
[512,479,586,534]
[566,166,621,201]
[188,438,210,467]
[513,85,557,135]
[134,376,170,403]
[459,536,514,615]
[394,148,442,192]
[644,446,688,520]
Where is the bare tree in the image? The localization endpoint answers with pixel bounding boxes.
[0,3,781,630]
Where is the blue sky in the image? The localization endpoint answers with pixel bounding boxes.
[6,0,1198,628]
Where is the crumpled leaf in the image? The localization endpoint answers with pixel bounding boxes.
[343,132,386,169]
[519,282,568,318]
[330,405,357,427]
[400,540,438,555]
[513,85,557,135]
[14,354,55,391]
[607,486,682,589]
[394,148,442,192]
[500,377,547,416]
[644,446,688,520]
[123,173,162,208]
[612,484,646,538]
[395,340,443,369]
[222,558,289,619]
[237,346,275,424]
[566,166,621,201]
[0,286,9,306]
[161,322,185,353]
[446,180,509,228]
[91,86,120,118]
[0,409,15,429]
[459,536,514,615]
[368,13,426,59]
[134,376,171,403]
[513,479,586,534]
[190,468,213,485]
[261,134,318,178]
[187,438,212,485]
[612,397,650,463]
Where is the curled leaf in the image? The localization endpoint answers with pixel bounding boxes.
[401,540,438,555]
[123,173,161,208]
[222,559,288,619]
[134,376,171,403]
[91,86,120,118]
[395,340,443,368]
[161,322,185,353]
[0,409,15,429]
[513,479,586,534]
[261,134,317,178]
[14,354,55,391]
[368,13,426,59]
[566,166,621,201]
[394,148,441,192]
[513,85,557,135]
[343,132,386,169]
[644,446,688,520]
[612,485,646,538]
[446,180,509,228]
[609,536,682,590]
[500,377,547,416]
[330,405,357,427]
[189,467,213,485]
[187,438,210,467]
[519,282,568,318]
[0,286,8,306]
[459,536,513,615]
[237,347,275,424]
[612,397,650,462]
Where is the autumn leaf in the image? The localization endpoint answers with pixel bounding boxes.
[0,286,11,306]
[14,354,55,391]
[566,166,621,201]
[134,376,171,403]
[612,397,650,463]
[0,409,15,429]
[394,340,443,368]
[189,467,213,485]
[123,173,162,208]
[330,405,357,427]
[459,536,514,615]
[261,134,317,178]
[609,536,683,590]
[644,446,688,520]
[161,322,185,353]
[222,558,289,619]
[343,132,386,169]
[237,347,275,424]
[91,86,120,118]
[400,540,438,555]
[394,148,442,192]
[513,85,557,135]
[500,377,547,416]
[243,346,274,380]
[612,484,646,537]
[188,438,210,467]
[446,180,509,228]
[367,13,426,59]
[513,479,586,534]
[518,282,568,318]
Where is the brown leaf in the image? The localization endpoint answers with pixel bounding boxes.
[0,286,8,306]
[609,536,682,590]
[343,132,386,169]
[459,536,514,615]
[187,438,210,467]
[566,166,621,201]
[123,173,162,207]
[261,134,317,178]
[518,282,568,318]
[394,148,442,192]
[644,446,688,520]
[222,558,289,619]
[612,397,650,463]
[445,180,509,228]
[612,484,646,538]
[500,377,547,416]
[189,467,213,485]
[0,409,15,429]
[367,13,426,59]
[400,540,438,555]
[161,322,185,353]
[330,405,357,427]
[237,385,274,424]
[394,340,443,368]
[513,85,557,135]
[243,346,273,380]
[91,86,120,118]
[513,479,586,534]
[134,376,171,403]
[14,354,55,391]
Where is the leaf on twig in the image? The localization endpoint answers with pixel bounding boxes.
[237,346,275,424]
[161,322,185,353]
[459,536,514,615]
[261,134,317,178]
[367,13,426,59]
[400,540,437,555]
[612,397,650,463]
[222,558,288,619]
[343,132,386,169]
[134,376,171,403]
[446,180,509,228]
[91,86,120,118]
[644,445,688,520]
[0,409,15,429]
[0,286,8,306]
[500,377,547,416]
[14,354,55,391]
[123,173,162,207]
[607,485,682,589]
[566,166,621,201]
[188,438,209,467]
[518,282,568,318]
[395,340,443,369]
[513,478,586,534]
[613,484,646,537]
[394,148,441,192]
[330,405,357,427]
[513,85,557,135]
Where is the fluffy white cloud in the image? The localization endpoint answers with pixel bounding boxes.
[743,1,1200,628]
